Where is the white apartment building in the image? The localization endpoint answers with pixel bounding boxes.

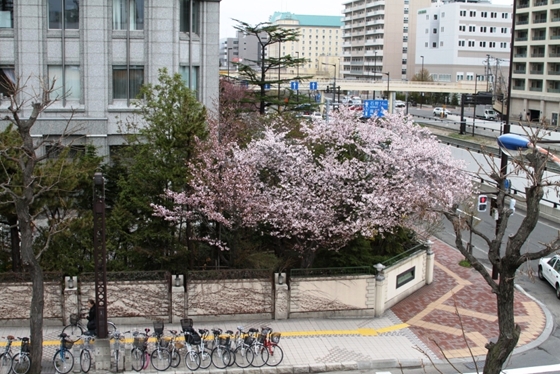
[342,0,435,82]
[266,12,343,79]
[0,0,220,160]
[416,0,512,91]
[511,0,560,125]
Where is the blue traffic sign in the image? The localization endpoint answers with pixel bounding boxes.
[310,82,318,90]
[291,81,299,90]
[363,100,388,118]
[264,83,271,90]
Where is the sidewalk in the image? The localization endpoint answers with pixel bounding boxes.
[1,238,550,374]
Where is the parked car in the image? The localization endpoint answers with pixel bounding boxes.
[433,107,451,117]
[538,254,560,298]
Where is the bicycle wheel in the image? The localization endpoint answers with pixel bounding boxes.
[114,347,120,372]
[80,350,92,373]
[130,348,144,372]
[150,349,171,372]
[0,353,13,374]
[107,322,117,336]
[198,348,212,369]
[11,353,31,374]
[53,349,74,374]
[234,345,254,368]
[210,346,230,369]
[265,344,284,366]
[62,324,83,342]
[250,344,268,367]
[184,351,200,371]
[170,349,180,368]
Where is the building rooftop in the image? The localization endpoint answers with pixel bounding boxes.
[269,12,342,27]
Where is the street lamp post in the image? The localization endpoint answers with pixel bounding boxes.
[227,47,232,79]
[93,172,108,339]
[383,71,390,113]
[373,51,377,98]
[472,74,483,136]
[420,56,424,108]
[296,51,299,103]
[322,62,336,103]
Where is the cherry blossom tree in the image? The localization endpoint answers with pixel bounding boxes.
[153,108,473,268]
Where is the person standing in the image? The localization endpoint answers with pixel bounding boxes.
[86,299,96,335]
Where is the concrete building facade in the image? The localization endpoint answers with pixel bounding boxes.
[510,0,560,125]
[341,0,435,82]
[0,0,220,159]
[415,0,511,93]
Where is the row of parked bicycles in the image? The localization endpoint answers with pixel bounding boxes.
[0,336,31,374]
[50,316,284,373]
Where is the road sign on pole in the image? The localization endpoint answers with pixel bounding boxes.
[310,82,318,90]
[291,81,299,90]
[363,99,388,118]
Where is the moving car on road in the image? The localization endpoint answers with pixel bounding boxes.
[538,254,560,298]
[433,107,451,117]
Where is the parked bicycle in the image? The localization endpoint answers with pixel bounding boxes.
[131,329,150,372]
[53,333,74,374]
[247,327,268,367]
[0,335,14,374]
[260,326,283,366]
[62,309,116,342]
[178,319,212,370]
[77,334,94,373]
[164,330,182,368]
[231,326,254,368]
[150,322,171,372]
[210,330,233,369]
[109,329,129,373]
[11,337,31,374]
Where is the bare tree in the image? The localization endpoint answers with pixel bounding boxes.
[0,75,87,374]
[442,126,560,374]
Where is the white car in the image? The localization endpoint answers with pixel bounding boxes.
[433,107,451,117]
[538,254,560,298]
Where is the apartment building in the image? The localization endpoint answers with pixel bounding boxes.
[341,0,435,82]
[220,30,268,74]
[0,0,220,159]
[511,0,560,125]
[266,12,343,79]
[416,0,511,92]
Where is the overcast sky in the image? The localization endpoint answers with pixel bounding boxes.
[219,0,514,39]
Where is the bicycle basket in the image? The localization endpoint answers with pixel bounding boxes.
[153,321,164,336]
[63,339,74,350]
[257,333,265,343]
[133,336,148,349]
[261,327,272,336]
[271,332,281,344]
[159,337,171,348]
[218,335,230,346]
[21,338,30,353]
[180,318,193,331]
[244,335,254,345]
[69,313,79,325]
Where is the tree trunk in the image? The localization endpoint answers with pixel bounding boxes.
[17,203,44,374]
[9,215,21,272]
[483,266,520,374]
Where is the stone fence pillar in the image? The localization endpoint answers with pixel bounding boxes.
[171,274,185,323]
[274,273,289,320]
[63,276,79,325]
[374,264,386,318]
[425,240,435,285]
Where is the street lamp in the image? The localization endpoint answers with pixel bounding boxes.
[295,51,300,103]
[227,47,232,80]
[373,51,378,98]
[420,56,424,108]
[93,171,108,339]
[322,62,336,103]
[472,74,483,136]
[383,72,390,112]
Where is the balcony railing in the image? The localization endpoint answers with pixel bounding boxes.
[552,35,560,39]
[550,52,560,57]
[515,53,528,57]
[547,88,560,93]
[533,35,546,40]
[530,70,544,74]
[513,85,526,90]
[529,86,543,91]
[553,0,560,4]
[533,18,547,24]
[531,52,545,57]
[518,2,530,7]
[516,36,528,41]
[517,20,529,25]
[514,69,527,73]
[548,71,560,75]
[534,0,548,6]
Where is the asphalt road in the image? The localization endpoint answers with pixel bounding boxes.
[409,106,560,370]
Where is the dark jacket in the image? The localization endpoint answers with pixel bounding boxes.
[87,305,96,331]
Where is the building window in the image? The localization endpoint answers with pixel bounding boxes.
[490,27,496,33]
[457,73,464,81]
[481,11,487,18]
[502,13,508,19]
[469,26,475,32]
[180,0,200,33]
[480,26,487,32]
[48,65,81,100]
[0,0,13,28]
[0,66,15,97]
[489,41,496,48]
[501,27,508,33]
[433,28,437,34]
[458,40,465,46]
[434,14,438,20]
[48,0,79,30]
[470,11,476,17]
[459,25,465,31]
[180,66,199,93]
[468,40,475,47]
[112,65,144,100]
[491,12,497,18]
[480,41,486,47]
[460,10,466,16]
[500,42,507,48]
[113,0,144,30]
[432,42,436,48]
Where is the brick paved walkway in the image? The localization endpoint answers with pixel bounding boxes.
[392,238,546,360]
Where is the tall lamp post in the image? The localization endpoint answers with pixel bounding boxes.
[472,74,483,136]
[322,62,336,103]
[227,47,232,79]
[420,56,424,108]
[373,51,378,98]
[295,51,300,103]
[93,172,108,339]
[383,71,390,113]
